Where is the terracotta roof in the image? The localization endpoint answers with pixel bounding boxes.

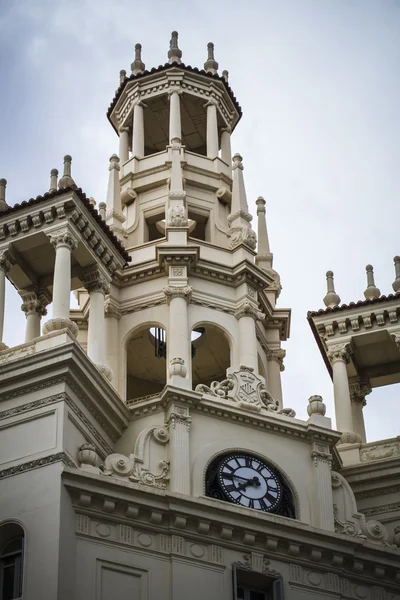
[107,62,242,133]
[307,292,400,318]
[0,186,130,262]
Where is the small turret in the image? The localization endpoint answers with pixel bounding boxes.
[168,31,182,64]
[119,70,127,85]
[204,42,218,74]
[222,70,229,83]
[323,271,341,308]
[131,43,145,75]
[392,256,400,293]
[0,179,9,211]
[58,155,76,189]
[364,264,380,300]
[49,169,58,193]
[105,154,125,242]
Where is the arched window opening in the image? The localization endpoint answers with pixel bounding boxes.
[0,524,24,600]
[205,452,296,519]
[191,324,230,388]
[188,209,209,242]
[126,325,167,401]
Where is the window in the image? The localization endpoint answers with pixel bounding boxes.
[0,536,23,600]
[233,566,284,600]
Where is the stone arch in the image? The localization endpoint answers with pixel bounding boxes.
[0,520,26,599]
[190,320,233,388]
[202,447,300,520]
[124,320,168,402]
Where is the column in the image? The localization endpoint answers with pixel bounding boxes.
[266,348,285,407]
[206,101,218,158]
[164,285,192,389]
[42,227,78,337]
[20,290,50,342]
[220,127,232,165]
[166,403,191,494]
[132,102,145,157]
[311,442,335,531]
[235,301,263,373]
[105,299,121,390]
[327,343,360,444]
[349,378,370,444]
[119,127,130,164]
[83,269,112,381]
[169,90,182,144]
[0,248,15,350]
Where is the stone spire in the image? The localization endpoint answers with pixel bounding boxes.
[227,154,256,250]
[222,70,229,83]
[49,168,58,193]
[0,179,9,211]
[204,42,218,74]
[168,31,182,64]
[255,197,272,269]
[364,264,380,300]
[105,154,125,242]
[131,43,145,75]
[323,271,341,308]
[392,256,400,293]
[58,155,76,189]
[119,69,127,85]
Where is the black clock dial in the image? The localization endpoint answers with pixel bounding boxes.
[217,454,282,512]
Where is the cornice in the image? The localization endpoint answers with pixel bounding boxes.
[63,468,400,586]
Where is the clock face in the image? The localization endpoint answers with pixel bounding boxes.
[217,454,282,512]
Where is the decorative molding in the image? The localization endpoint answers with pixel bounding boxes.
[349,378,372,406]
[266,348,286,372]
[0,452,75,479]
[360,441,400,463]
[361,502,400,517]
[100,454,170,488]
[20,288,51,317]
[326,342,350,364]
[237,552,281,578]
[235,299,265,321]
[82,268,110,295]
[166,204,188,227]
[229,226,257,250]
[0,246,18,272]
[163,285,192,304]
[166,411,192,431]
[48,226,79,251]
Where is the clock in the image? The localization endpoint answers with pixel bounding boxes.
[217,453,282,512]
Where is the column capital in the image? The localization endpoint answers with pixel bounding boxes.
[266,348,286,372]
[167,86,183,97]
[235,299,265,321]
[163,285,192,304]
[82,269,110,295]
[20,289,51,317]
[326,342,351,364]
[0,246,17,272]
[349,378,371,406]
[119,125,130,134]
[391,330,400,350]
[48,227,79,251]
[104,298,121,320]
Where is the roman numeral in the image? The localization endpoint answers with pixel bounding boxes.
[224,463,235,472]
[224,484,237,493]
[245,456,253,467]
[248,499,255,509]
[222,471,234,480]
[259,498,271,510]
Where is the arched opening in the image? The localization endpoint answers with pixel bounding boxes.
[191,323,231,388]
[126,324,167,401]
[0,522,24,600]
[205,451,296,519]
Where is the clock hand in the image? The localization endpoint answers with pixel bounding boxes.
[236,476,261,491]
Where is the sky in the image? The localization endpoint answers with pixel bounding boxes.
[0,0,399,441]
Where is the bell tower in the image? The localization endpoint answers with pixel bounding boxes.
[100,31,291,405]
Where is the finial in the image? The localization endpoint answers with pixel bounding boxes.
[323,271,341,308]
[98,202,106,220]
[364,264,380,300]
[89,197,96,207]
[58,155,76,189]
[307,395,326,417]
[168,31,182,64]
[232,153,243,170]
[49,168,58,193]
[109,154,120,171]
[204,42,218,74]
[131,43,145,75]
[256,196,266,213]
[119,70,127,85]
[0,178,9,211]
[222,70,229,83]
[392,256,400,293]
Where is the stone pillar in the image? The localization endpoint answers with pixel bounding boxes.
[220,127,232,165]
[105,299,121,391]
[266,348,285,407]
[327,343,360,444]
[169,90,182,144]
[132,102,145,158]
[119,127,130,164]
[0,248,16,350]
[206,101,219,159]
[164,284,192,389]
[20,290,50,342]
[311,439,335,531]
[83,269,112,381]
[166,403,191,494]
[42,228,79,337]
[349,378,370,444]
[235,301,264,373]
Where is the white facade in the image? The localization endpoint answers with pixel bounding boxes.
[0,32,399,600]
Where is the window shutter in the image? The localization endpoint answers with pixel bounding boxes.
[272,577,284,600]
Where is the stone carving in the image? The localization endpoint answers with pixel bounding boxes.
[238,552,281,577]
[48,227,79,251]
[229,226,257,250]
[168,357,187,378]
[326,342,350,363]
[331,471,394,547]
[0,452,75,479]
[77,443,98,468]
[360,441,400,462]
[0,247,17,272]
[235,300,265,321]
[307,395,326,417]
[20,289,50,317]
[266,348,286,372]
[166,205,188,227]
[163,285,192,304]
[100,426,170,489]
[82,268,110,295]
[0,343,36,363]
[195,365,295,416]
